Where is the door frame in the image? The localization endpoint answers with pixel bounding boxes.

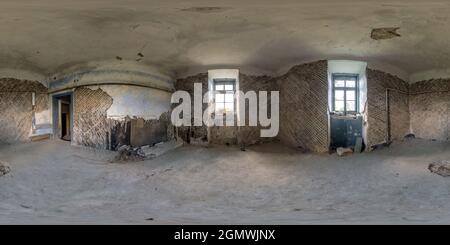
[52,92,73,141]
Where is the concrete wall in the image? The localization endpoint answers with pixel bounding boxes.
[277,61,329,153]
[72,85,173,150]
[409,79,450,141]
[0,78,48,144]
[366,69,410,147]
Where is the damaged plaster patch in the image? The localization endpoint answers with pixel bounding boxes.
[180,7,231,13]
[73,87,113,149]
[97,85,172,121]
[371,27,401,40]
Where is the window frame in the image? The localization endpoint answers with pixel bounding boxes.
[213,78,236,114]
[332,73,359,115]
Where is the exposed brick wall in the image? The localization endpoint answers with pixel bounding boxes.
[209,74,277,145]
[174,73,278,146]
[277,60,329,152]
[409,79,450,93]
[0,78,47,143]
[73,86,174,150]
[237,74,277,146]
[174,73,209,142]
[388,90,410,141]
[366,69,409,147]
[175,61,334,152]
[0,78,47,93]
[73,87,113,149]
[409,79,450,141]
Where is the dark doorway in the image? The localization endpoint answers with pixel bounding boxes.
[52,93,73,141]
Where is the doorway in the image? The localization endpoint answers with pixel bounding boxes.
[52,93,73,141]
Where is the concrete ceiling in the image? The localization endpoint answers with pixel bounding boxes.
[1,0,450,82]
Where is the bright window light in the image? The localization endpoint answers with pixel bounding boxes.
[213,79,235,114]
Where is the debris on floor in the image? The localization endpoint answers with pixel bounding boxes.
[370,27,401,40]
[296,145,309,153]
[336,147,353,156]
[115,145,146,162]
[371,142,391,151]
[189,137,208,147]
[141,139,184,159]
[114,139,184,162]
[404,133,415,140]
[0,160,11,176]
[428,160,450,177]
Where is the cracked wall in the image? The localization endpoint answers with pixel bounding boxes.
[409,79,450,141]
[277,61,329,152]
[366,69,410,147]
[3,62,447,152]
[73,87,113,149]
[72,85,173,150]
[174,72,277,146]
[175,61,415,152]
[236,73,277,146]
[0,78,48,144]
[174,73,209,143]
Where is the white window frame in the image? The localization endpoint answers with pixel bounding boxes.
[332,74,359,115]
[213,78,236,114]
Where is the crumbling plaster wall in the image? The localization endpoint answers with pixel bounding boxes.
[277,63,411,151]
[236,73,277,146]
[409,79,450,141]
[0,78,48,144]
[366,69,410,148]
[174,73,209,143]
[277,60,329,153]
[72,85,173,150]
[175,61,329,152]
[72,86,113,149]
[99,85,172,121]
[175,61,415,153]
[174,72,277,146]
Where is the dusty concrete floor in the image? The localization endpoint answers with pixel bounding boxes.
[1,139,450,224]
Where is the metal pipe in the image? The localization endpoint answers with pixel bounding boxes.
[385,89,391,143]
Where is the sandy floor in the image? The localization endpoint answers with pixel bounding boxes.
[1,139,450,224]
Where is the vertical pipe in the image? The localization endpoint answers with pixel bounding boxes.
[386,89,391,143]
[31,92,36,133]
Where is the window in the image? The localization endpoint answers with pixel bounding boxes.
[332,74,358,114]
[214,79,235,114]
